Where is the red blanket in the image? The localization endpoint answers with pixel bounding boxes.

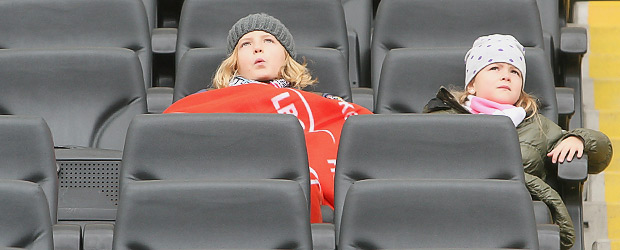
[164,83,372,223]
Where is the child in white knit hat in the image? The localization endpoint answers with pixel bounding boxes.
[424,34,612,250]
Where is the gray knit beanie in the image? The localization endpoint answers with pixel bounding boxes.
[464,34,526,88]
[227,13,296,58]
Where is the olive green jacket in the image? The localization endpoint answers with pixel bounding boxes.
[424,87,613,250]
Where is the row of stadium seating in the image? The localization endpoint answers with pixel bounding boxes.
[0,0,590,249]
[3,113,583,249]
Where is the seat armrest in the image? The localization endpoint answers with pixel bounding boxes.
[556,87,575,116]
[558,155,588,182]
[351,87,374,112]
[152,28,178,54]
[537,224,561,250]
[83,223,115,250]
[311,223,335,250]
[53,223,82,250]
[347,30,361,88]
[560,26,587,55]
[147,87,174,114]
[533,200,553,224]
[321,205,334,223]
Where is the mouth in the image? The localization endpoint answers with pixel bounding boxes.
[254,58,265,64]
[497,85,511,91]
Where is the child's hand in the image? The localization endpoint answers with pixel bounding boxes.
[547,136,584,163]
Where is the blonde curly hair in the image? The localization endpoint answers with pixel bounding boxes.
[211,47,316,89]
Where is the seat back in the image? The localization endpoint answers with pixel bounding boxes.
[0,0,152,88]
[175,0,350,98]
[338,179,539,250]
[0,180,54,250]
[342,0,373,87]
[121,113,311,204]
[177,0,347,65]
[375,47,559,123]
[0,116,58,222]
[0,48,147,150]
[113,179,312,250]
[334,114,525,239]
[174,47,352,101]
[371,0,544,93]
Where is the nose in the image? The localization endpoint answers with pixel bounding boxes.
[501,70,511,82]
[253,44,263,54]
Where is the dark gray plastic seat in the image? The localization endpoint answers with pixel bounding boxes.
[371,0,544,95]
[175,0,351,100]
[338,179,539,250]
[334,114,525,241]
[375,47,559,123]
[0,48,147,151]
[0,116,82,250]
[121,113,310,203]
[536,0,588,129]
[0,0,152,88]
[174,47,352,102]
[0,180,54,250]
[113,179,312,250]
[0,116,58,222]
[342,0,372,88]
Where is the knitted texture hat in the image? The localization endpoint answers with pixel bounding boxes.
[464,34,526,87]
[227,13,296,58]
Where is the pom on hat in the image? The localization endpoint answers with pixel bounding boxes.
[464,34,526,88]
[227,13,296,59]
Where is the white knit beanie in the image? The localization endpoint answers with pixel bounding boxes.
[464,34,526,87]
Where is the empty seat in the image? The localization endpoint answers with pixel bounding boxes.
[334,114,525,242]
[0,180,54,250]
[0,116,58,222]
[342,0,373,88]
[338,179,539,250]
[0,115,82,250]
[0,48,147,150]
[121,113,310,203]
[113,179,312,250]
[174,0,351,100]
[0,0,152,88]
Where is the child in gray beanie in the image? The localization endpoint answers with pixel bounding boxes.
[424,34,613,250]
[212,13,316,90]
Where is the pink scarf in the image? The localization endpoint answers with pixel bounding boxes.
[464,95,526,126]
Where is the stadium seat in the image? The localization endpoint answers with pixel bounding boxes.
[0,48,147,151]
[334,114,526,241]
[338,179,539,250]
[342,0,373,88]
[0,0,152,89]
[374,47,559,123]
[174,0,352,101]
[536,0,587,129]
[113,179,312,250]
[120,113,310,200]
[371,0,545,99]
[174,47,352,102]
[0,180,55,250]
[83,113,314,249]
[0,116,81,250]
[373,46,587,250]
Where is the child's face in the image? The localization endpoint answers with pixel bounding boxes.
[468,62,523,105]
[235,30,287,82]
